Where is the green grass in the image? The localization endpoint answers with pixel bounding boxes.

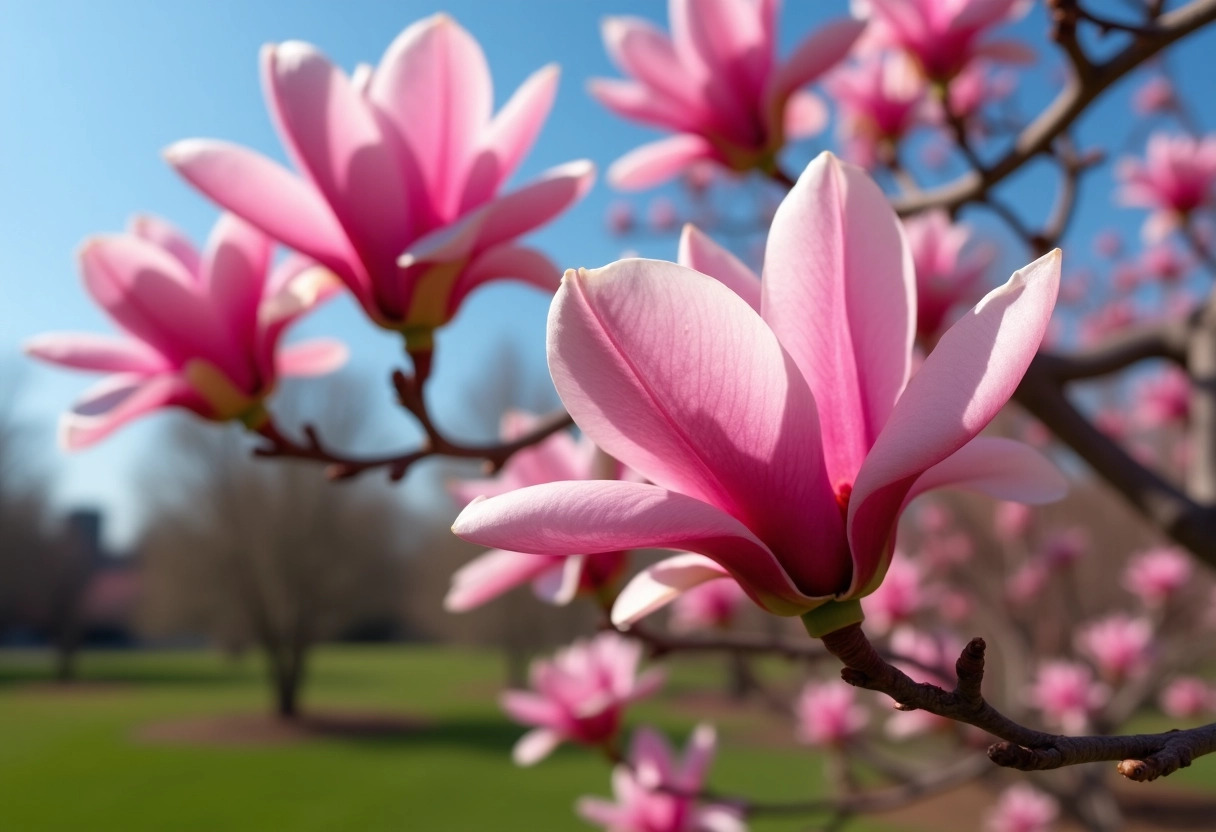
[0,646,1211,831]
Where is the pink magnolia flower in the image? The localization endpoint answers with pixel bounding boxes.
[166,15,594,360]
[1133,75,1176,116]
[591,2,864,189]
[453,152,1064,637]
[826,52,928,168]
[1028,661,1109,734]
[861,557,924,635]
[26,214,344,449]
[1159,677,1213,719]
[994,500,1033,542]
[1075,614,1154,683]
[669,579,749,632]
[1136,366,1190,428]
[854,0,1033,82]
[502,632,665,766]
[903,210,995,341]
[577,725,745,832]
[796,680,869,747]
[1116,133,1216,242]
[446,412,627,612]
[984,783,1059,832]
[1122,546,1193,608]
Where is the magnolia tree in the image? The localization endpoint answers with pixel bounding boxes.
[26,0,1216,829]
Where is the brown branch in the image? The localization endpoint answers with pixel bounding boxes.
[820,623,1216,782]
[1035,318,1191,383]
[894,0,1216,217]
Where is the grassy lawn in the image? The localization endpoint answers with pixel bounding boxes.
[0,646,1213,831]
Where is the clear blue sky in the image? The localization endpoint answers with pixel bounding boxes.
[3,1,1214,547]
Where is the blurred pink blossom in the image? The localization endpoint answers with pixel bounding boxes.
[1092,229,1124,259]
[1116,133,1216,242]
[1136,366,1190,428]
[1159,677,1213,719]
[167,16,593,352]
[502,632,665,765]
[863,557,925,634]
[904,211,996,341]
[1006,560,1048,606]
[669,579,749,632]
[984,783,1059,832]
[577,724,744,832]
[1139,242,1192,282]
[591,2,864,188]
[1122,546,1194,608]
[1075,614,1154,683]
[994,501,1033,542]
[1028,661,1109,734]
[1040,528,1089,569]
[827,52,928,167]
[648,197,680,232]
[26,214,345,449]
[608,202,636,235]
[885,627,960,739]
[1132,74,1176,116]
[795,680,870,748]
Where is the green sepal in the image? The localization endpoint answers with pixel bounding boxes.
[800,600,865,639]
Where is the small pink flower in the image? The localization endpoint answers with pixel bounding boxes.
[862,557,924,635]
[1133,75,1176,116]
[1159,677,1213,719]
[903,210,995,341]
[795,680,869,748]
[1122,546,1194,608]
[826,52,928,167]
[1116,133,1216,242]
[26,214,344,449]
[1028,661,1109,734]
[1139,242,1192,282]
[577,724,745,832]
[502,632,665,766]
[1135,367,1190,428]
[984,783,1059,832]
[1006,560,1048,606]
[447,413,627,612]
[1040,528,1089,569]
[856,0,1033,82]
[591,2,863,189]
[454,153,1065,638]
[994,501,1033,542]
[1075,614,1154,683]
[167,16,594,350]
[669,579,749,632]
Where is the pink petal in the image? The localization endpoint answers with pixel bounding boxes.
[453,480,820,615]
[512,727,563,766]
[576,798,626,828]
[601,16,706,115]
[25,333,169,374]
[550,259,845,596]
[459,64,560,211]
[263,41,410,273]
[531,555,584,606]
[848,250,1061,594]
[677,224,761,311]
[60,373,199,450]
[128,214,201,277]
[762,151,915,489]
[783,90,829,140]
[678,723,718,792]
[447,245,561,316]
[903,437,1067,509]
[369,14,492,218]
[500,691,563,727]
[668,0,763,127]
[767,17,866,105]
[164,139,358,280]
[472,160,596,252]
[446,549,558,612]
[588,78,698,133]
[607,135,717,190]
[257,259,345,379]
[201,214,271,362]
[611,554,730,627]
[274,338,348,377]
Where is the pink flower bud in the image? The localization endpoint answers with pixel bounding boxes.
[1123,546,1193,608]
[1075,614,1154,683]
[1159,677,1213,719]
[1028,661,1109,734]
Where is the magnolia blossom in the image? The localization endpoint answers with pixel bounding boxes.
[1075,614,1154,683]
[26,214,344,449]
[1135,366,1190,428]
[826,52,927,168]
[984,784,1059,832]
[1159,677,1213,719]
[795,680,869,747]
[861,556,924,635]
[1140,241,1192,282]
[454,153,1064,638]
[854,0,1032,81]
[1028,661,1109,734]
[591,1,864,188]
[1116,133,1216,242]
[994,500,1033,542]
[1122,546,1194,608]
[903,210,995,341]
[501,632,664,766]
[446,413,627,612]
[167,16,594,356]
[577,725,745,832]
[669,579,749,632]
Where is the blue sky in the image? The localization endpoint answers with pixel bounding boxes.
[3,1,1214,547]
